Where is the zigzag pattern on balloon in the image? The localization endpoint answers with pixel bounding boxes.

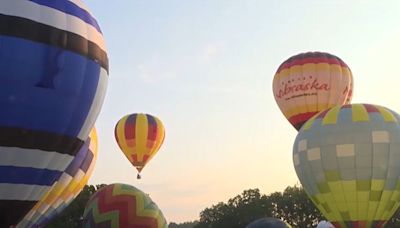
[84,184,167,228]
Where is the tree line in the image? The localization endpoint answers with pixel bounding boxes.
[45,185,400,228]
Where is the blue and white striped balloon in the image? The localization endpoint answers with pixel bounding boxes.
[0,1,108,226]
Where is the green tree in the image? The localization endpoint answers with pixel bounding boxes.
[195,186,325,228]
[269,186,323,227]
[195,189,272,228]
[169,221,198,228]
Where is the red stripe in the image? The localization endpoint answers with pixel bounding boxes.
[341,104,352,109]
[277,54,348,74]
[288,111,319,130]
[95,185,159,227]
[363,104,379,113]
[124,115,137,141]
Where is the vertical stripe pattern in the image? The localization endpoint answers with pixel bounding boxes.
[115,114,165,174]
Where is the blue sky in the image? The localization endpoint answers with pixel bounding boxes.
[84,0,400,223]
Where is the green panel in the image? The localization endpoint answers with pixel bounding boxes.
[370,191,383,201]
[357,180,371,191]
[321,202,332,213]
[340,211,351,221]
[325,171,341,181]
[317,182,330,193]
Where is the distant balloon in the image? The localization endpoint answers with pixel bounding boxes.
[294,104,400,227]
[83,183,168,228]
[246,217,292,228]
[115,113,165,178]
[18,128,98,228]
[0,0,108,226]
[273,51,353,130]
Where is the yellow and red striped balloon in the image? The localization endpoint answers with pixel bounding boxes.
[115,113,165,177]
[273,51,353,130]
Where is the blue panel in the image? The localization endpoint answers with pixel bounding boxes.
[0,166,62,186]
[320,145,338,170]
[28,0,102,33]
[355,144,373,168]
[0,36,100,137]
[338,157,355,170]
[337,107,353,124]
[64,140,89,176]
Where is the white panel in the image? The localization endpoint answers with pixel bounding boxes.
[0,184,50,200]
[0,147,73,171]
[293,154,300,166]
[336,144,355,157]
[78,68,108,139]
[298,139,307,152]
[0,1,106,51]
[307,148,321,161]
[372,131,389,143]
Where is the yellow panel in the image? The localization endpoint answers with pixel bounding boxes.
[352,104,369,122]
[347,202,358,220]
[328,181,342,193]
[376,106,397,122]
[342,180,357,191]
[374,191,391,220]
[135,114,149,161]
[357,191,369,203]
[371,179,385,191]
[303,115,318,131]
[116,116,130,159]
[367,201,379,220]
[357,202,369,220]
[322,106,340,125]
[336,202,348,212]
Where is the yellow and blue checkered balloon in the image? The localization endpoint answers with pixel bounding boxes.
[293,104,400,228]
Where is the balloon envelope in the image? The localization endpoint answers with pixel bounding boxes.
[273,52,353,130]
[18,128,98,228]
[246,217,291,228]
[83,183,168,228]
[0,0,108,226]
[293,104,400,227]
[115,113,165,175]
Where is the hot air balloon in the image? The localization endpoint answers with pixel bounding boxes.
[293,104,400,227]
[17,128,98,228]
[0,0,108,226]
[115,113,165,179]
[246,217,292,228]
[83,183,168,228]
[273,52,353,130]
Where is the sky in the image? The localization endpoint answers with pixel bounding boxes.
[83,0,400,223]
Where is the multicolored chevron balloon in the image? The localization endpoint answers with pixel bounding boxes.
[293,104,400,227]
[17,128,98,228]
[83,183,168,228]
